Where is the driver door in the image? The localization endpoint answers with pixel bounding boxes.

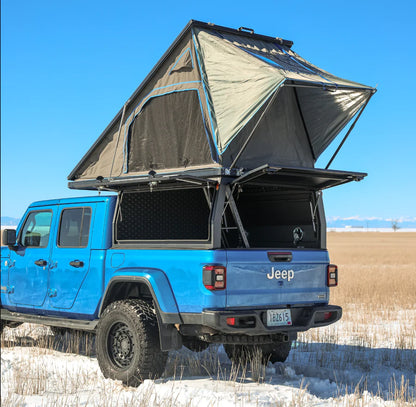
[8,207,56,307]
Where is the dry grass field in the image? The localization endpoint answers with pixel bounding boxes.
[327,232,416,309]
[294,232,416,404]
[321,232,416,350]
[301,232,416,351]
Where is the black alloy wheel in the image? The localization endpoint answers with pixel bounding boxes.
[96,299,168,387]
[108,322,135,368]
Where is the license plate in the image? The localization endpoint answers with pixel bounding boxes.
[267,309,292,326]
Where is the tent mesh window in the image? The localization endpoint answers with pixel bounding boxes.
[223,187,320,249]
[116,188,211,242]
[127,91,213,173]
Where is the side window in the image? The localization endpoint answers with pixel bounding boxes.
[20,211,53,248]
[58,208,92,248]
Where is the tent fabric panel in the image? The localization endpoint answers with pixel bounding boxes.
[169,47,194,74]
[221,86,314,169]
[296,88,371,157]
[125,81,204,134]
[71,120,121,180]
[194,28,285,154]
[191,28,220,158]
[217,31,370,89]
[127,90,213,173]
[120,81,218,173]
[125,36,206,140]
[225,31,370,88]
[218,32,332,85]
[70,33,218,180]
[286,48,370,89]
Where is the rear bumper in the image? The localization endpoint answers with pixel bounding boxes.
[181,304,342,336]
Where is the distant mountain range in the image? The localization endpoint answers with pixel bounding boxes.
[327,216,416,229]
[1,217,20,226]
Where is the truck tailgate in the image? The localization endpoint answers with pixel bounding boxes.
[225,249,329,308]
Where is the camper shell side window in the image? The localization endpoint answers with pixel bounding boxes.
[114,186,214,245]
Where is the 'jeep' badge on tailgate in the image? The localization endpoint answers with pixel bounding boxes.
[267,268,294,281]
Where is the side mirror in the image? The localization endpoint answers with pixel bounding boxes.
[2,229,17,248]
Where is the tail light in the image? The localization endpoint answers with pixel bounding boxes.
[327,264,338,287]
[203,265,226,290]
[324,312,333,320]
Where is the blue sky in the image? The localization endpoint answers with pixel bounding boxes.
[1,0,415,220]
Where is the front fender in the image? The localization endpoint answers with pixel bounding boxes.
[101,268,181,324]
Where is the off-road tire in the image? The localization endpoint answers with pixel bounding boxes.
[261,341,292,363]
[224,341,292,365]
[96,299,168,387]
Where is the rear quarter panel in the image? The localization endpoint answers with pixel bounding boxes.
[106,249,228,313]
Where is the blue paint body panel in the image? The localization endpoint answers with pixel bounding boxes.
[7,205,59,307]
[1,196,115,318]
[105,249,227,313]
[225,249,329,307]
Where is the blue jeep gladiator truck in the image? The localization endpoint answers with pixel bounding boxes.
[1,170,349,386]
[1,20,375,386]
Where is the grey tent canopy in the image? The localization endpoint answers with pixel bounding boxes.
[68,20,375,190]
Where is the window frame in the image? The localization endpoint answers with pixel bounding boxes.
[19,209,53,249]
[57,206,92,249]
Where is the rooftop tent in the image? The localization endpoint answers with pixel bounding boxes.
[68,20,375,190]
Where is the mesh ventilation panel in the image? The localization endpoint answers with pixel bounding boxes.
[116,188,210,241]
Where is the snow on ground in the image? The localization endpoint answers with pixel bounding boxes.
[1,323,415,406]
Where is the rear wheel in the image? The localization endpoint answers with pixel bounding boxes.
[260,341,292,363]
[96,299,167,387]
[224,341,292,365]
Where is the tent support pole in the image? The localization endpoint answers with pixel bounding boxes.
[225,185,250,248]
[229,85,283,170]
[294,87,315,161]
[109,102,128,178]
[325,95,372,169]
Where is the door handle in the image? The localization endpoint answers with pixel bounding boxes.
[34,259,47,267]
[69,260,84,268]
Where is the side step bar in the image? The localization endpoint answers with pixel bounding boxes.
[1,308,99,332]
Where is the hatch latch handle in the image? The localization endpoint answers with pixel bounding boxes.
[268,252,293,262]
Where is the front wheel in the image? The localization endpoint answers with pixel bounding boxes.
[96,299,167,387]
